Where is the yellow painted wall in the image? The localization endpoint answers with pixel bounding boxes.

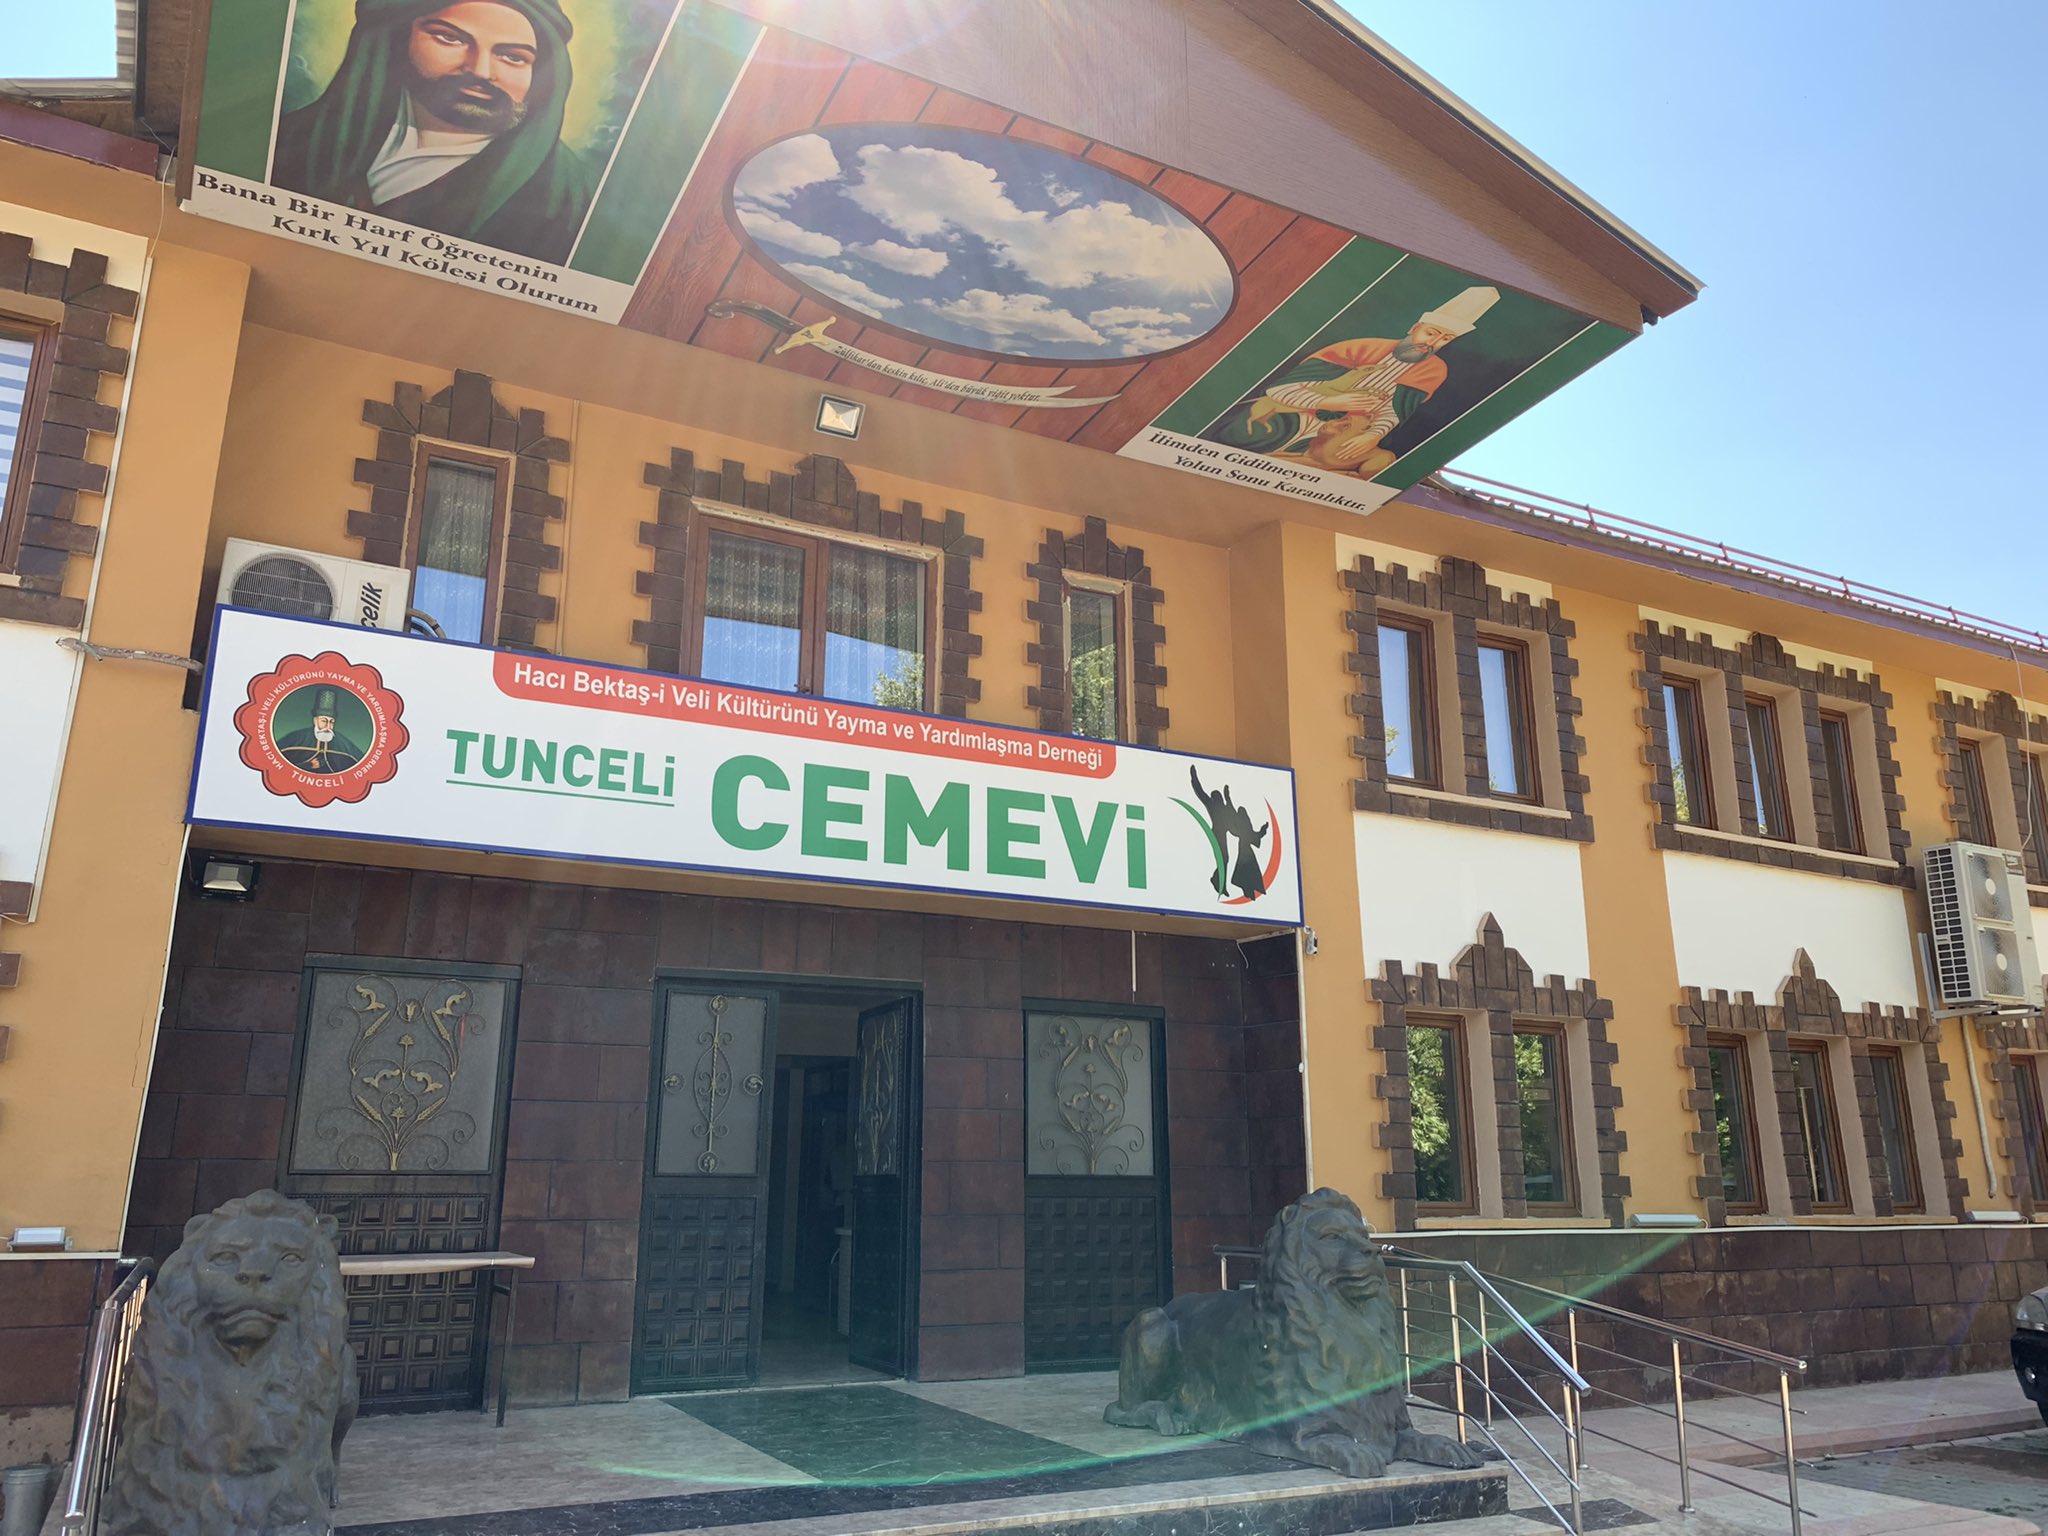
[0,243,251,1248]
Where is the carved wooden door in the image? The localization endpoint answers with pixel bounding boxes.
[848,996,917,1375]
[277,956,521,1413]
[1022,1008,1170,1369]
[633,986,778,1392]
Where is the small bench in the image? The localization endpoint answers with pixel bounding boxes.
[338,1250,534,1425]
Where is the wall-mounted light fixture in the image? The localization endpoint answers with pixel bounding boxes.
[815,395,864,439]
[8,1226,71,1252]
[189,852,260,901]
[1625,1213,1706,1230]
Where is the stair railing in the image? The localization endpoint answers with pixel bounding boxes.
[57,1258,152,1535]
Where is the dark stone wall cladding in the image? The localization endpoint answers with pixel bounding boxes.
[126,858,1297,1401]
[1400,1225,2048,1398]
[0,1257,110,1412]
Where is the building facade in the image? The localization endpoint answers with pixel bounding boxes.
[1,0,2044,1466]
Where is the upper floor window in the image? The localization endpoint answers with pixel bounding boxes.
[2014,1055,2048,1198]
[1956,736,1994,844]
[1513,1023,1576,1212]
[1817,710,1864,855]
[1706,1033,1765,1215]
[1788,1039,1849,1212]
[692,516,930,708]
[1743,694,1792,841]
[0,315,56,570]
[1477,638,1537,800]
[1661,677,1715,828]
[1065,580,1124,741]
[408,444,509,645]
[1379,617,1437,787]
[2023,749,2048,866]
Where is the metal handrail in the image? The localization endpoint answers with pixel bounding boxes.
[1476,1266,1808,1373]
[58,1258,152,1535]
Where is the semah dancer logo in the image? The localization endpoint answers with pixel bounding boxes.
[1176,766,1282,907]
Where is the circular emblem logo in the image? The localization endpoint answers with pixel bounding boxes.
[233,651,408,808]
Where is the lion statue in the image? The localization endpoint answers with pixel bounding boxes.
[1105,1188,1486,1478]
[104,1190,358,1536]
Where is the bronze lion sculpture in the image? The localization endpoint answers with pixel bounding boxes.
[1105,1188,1487,1478]
[105,1190,358,1536]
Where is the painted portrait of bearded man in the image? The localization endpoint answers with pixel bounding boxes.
[271,0,597,264]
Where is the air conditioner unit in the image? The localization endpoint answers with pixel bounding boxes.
[218,539,411,631]
[1924,840,2045,1011]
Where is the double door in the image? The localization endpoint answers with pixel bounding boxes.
[632,983,917,1391]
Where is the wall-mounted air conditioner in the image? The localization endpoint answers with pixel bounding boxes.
[218,539,411,631]
[1924,840,2044,1011]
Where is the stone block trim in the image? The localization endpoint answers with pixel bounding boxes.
[1635,623,1910,883]
[349,370,568,651]
[1678,949,1966,1226]
[0,230,138,627]
[1370,915,1629,1228]
[1933,689,2048,905]
[1028,516,1166,747]
[1979,1014,2048,1217]
[637,450,983,717]
[1344,555,1591,841]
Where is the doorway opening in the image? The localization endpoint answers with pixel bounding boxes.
[634,978,920,1395]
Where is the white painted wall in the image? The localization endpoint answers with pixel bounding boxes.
[0,622,83,887]
[1353,813,1591,980]
[1662,853,1922,1010]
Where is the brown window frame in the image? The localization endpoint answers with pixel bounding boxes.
[1705,1032,1766,1216]
[1512,1020,1578,1214]
[2023,748,2048,879]
[1955,735,1995,844]
[1817,710,1865,856]
[2014,1055,2048,1200]
[682,511,940,711]
[1743,693,1793,842]
[1378,614,1440,789]
[1866,1044,1924,1215]
[1477,635,1540,803]
[1063,576,1131,742]
[1661,676,1716,829]
[1787,1038,1851,1213]
[405,440,513,646]
[1406,1014,1477,1215]
[0,310,61,574]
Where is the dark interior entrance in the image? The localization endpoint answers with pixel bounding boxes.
[633,980,918,1394]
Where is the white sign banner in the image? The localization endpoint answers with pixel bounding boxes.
[189,609,1302,927]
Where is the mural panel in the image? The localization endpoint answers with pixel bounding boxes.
[184,0,1629,516]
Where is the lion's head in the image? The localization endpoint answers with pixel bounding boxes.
[106,1191,357,1536]
[1253,1188,1406,1418]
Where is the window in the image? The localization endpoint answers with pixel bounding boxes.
[1788,1040,1849,1211]
[1065,583,1123,740]
[1477,639,1537,800]
[691,519,930,708]
[0,315,57,569]
[408,445,509,645]
[1706,1034,1765,1214]
[1407,1019,1473,1211]
[1513,1024,1576,1211]
[1661,678,1715,828]
[1956,737,1994,844]
[2015,1056,2048,1199]
[1867,1046,1923,1214]
[1818,711,1864,855]
[2024,750,2048,874]
[1379,618,1437,786]
[1743,695,1792,840]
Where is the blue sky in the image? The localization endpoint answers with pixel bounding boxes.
[0,0,116,77]
[1346,2,2047,632]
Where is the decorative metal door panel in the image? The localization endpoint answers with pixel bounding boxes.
[278,958,520,1414]
[849,997,917,1375]
[1022,1009,1169,1369]
[635,987,777,1392]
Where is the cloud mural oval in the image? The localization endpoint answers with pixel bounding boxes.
[728,125,1237,364]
